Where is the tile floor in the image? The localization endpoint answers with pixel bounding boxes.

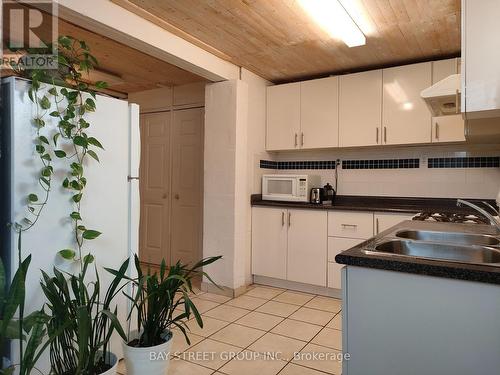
[117,284,343,375]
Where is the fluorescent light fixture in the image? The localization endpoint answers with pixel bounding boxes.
[299,0,366,47]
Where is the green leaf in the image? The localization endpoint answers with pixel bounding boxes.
[67,91,78,101]
[40,176,50,188]
[95,81,108,89]
[54,150,66,158]
[82,230,101,240]
[85,98,96,112]
[2,256,31,335]
[49,111,60,117]
[73,135,88,147]
[88,137,104,149]
[35,145,45,154]
[87,150,99,162]
[52,133,60,146]
[38,135,49,144]
[41,166,52,177]
[70,162,83,175]
[28,194,38,202]
[70,180,82,190]
[33,118,45,128]
[58,249,76,260]
[70,211,82,220]
[39,96,51,110]
[72,193,82,203]
[58,35,72,49]
[48,87,58,96]
[83,254,94,264]
[62,177,70,188]
[41,153,51,161]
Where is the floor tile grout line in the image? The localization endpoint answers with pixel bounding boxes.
[206,287,313,374]
[177,286,341,375]
[123,286,340,375]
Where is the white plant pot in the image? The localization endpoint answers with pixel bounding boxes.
[99,352,118,375]
[122,331,173,375]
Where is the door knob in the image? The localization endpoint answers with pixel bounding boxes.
[174,193,180,200]
[162,193,168,199]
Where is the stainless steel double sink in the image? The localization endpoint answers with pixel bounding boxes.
[363,221,500,266]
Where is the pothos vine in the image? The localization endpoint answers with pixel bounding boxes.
[10,35,108,373]
[15,35,108,269]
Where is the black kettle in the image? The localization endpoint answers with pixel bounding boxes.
[322,183,336,203]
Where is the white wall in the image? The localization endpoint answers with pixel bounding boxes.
[203,80,249,290]
[265,143,500,199]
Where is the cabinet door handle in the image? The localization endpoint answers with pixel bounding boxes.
[455,89,459,114]
[435,122,439,140]
[282,211,285,226]
[341,223,358,228]
[288,212,291,227]
[376,218,379,234]
[294,133,298,147]
[301,132,304,146]
[376,127,379,144]
[384,126,387,143]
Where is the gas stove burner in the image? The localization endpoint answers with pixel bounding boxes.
[412,212,489,224]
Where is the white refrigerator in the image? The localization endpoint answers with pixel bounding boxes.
[0,76,140,371]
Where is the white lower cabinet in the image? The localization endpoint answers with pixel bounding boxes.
[287,209,327,286]
[252,207,415,290]
[251,207,288,279]
[252,207,327,287]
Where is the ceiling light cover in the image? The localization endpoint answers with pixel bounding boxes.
[299,0,366,47]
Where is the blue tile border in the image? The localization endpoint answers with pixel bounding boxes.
[259,160,337,170]
[261,157,500,170]
[428,156,500,168]
[342,159,419,169]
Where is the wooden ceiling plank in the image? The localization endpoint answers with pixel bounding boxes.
[115,0,461,82]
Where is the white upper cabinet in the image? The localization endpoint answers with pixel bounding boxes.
[462,0,500,118]
[266,82,301,150]
[431,59,465,143]
[300,77,339,149]
[382,62,432,145]
[339,70,383,147]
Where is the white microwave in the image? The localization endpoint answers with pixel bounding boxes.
[262,174,321,202]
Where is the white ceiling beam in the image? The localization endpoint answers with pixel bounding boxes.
[56,0,240,82]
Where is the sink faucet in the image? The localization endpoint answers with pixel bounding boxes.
[457,199,500,232]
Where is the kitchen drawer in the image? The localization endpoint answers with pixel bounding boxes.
[328,211,374,239]
[328,237,366,262]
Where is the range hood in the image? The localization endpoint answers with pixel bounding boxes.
[421,74,461,116]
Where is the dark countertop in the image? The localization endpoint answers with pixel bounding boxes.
[251,194,495,215]
[335,221,500,285]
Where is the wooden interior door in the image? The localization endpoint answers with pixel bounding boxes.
[170,108,204,265]
[139,112,171,265]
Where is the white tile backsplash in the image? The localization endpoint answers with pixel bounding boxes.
[260,144,500,199]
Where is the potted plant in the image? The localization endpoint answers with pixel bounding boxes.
[40,257,129,375]
[108,255,221,375]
